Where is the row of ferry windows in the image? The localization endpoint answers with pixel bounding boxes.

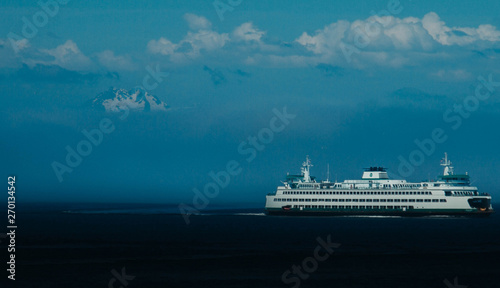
[283,191,432,195]
[446,191,477,196]
[274,198,447,203]
[293,205,414,209]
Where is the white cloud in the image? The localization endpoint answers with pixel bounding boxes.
[296,21,350,56]
[184,13,212,30]
[97,50,135,71]
[422,12,500,46]
[144,12,500,69]
[292,11,500,68]
[147,38,177,56]
[185,30,229,52]
[232,22,265,42]
[148,14,228,60]
[37,40,94,71]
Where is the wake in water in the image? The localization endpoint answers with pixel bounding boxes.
[62,207,266,216]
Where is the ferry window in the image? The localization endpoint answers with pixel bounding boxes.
[429,192,432,195]
[409,199,415,202]
[274,199,277,201]
[387,199,393,202]
[417,199,423,202]
[373,205,379,209]
[394,199,400,202]
[440,199,447,202]
[366,199,372,202]
[424,199,431,202]
[380,206,386,209]
[401,199,408,202]
[372,199,379,202]
[312,199,318,202]
[352,199,358,202]
[432,199,438,202]
[326,205,331,208]
[332,199,338,202]
[306,199,311,202]
[312,205,317,208]
[359,206,365,209]
[359,199,365,202]
[352,206,358,209]
[332,205,338,208]
[305,205,311,208]
[339,199,345,202]
[380,199,386,202]
[387,206,394,209]
[394,206,400,209]
[345,199,351,202]
[345,205,351,209]
[318,199,324,201]
[339,205,344,209]
[325,199,331,202]
[445,191,452,196]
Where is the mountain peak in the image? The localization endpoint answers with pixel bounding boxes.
[92,87,169,112]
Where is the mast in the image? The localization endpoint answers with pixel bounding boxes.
[440,152,454,176]
[326,163,330,183]
[301,155,313,182]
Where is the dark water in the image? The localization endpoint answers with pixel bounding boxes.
[4,203,500,287]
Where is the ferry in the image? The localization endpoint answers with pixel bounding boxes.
[265,153,493,216]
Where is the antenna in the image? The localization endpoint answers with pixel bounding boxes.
[440,152,454,176]
[326,164,330,182]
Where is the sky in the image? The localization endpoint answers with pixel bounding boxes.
[1,0,500,205]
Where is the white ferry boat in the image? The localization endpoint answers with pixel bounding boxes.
[265,154,493,216]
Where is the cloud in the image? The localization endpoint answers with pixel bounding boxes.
[97,50,135,71]
[145,12,500,69]
[289,12,500,69]
[232,22,265,42]
[148,14,228,60]
[184,13,212,30]
[147,37,177,55]
[23,40,96,72]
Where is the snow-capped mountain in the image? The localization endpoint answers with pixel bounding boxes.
[92,88,169,112]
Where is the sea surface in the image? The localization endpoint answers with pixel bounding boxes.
[5,202,500,287]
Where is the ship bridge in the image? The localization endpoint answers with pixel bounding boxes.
[362,167,389,180]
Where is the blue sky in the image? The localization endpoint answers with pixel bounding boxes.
[1,0,500,204]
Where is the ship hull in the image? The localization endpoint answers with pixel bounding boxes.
[265,208,493,217]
